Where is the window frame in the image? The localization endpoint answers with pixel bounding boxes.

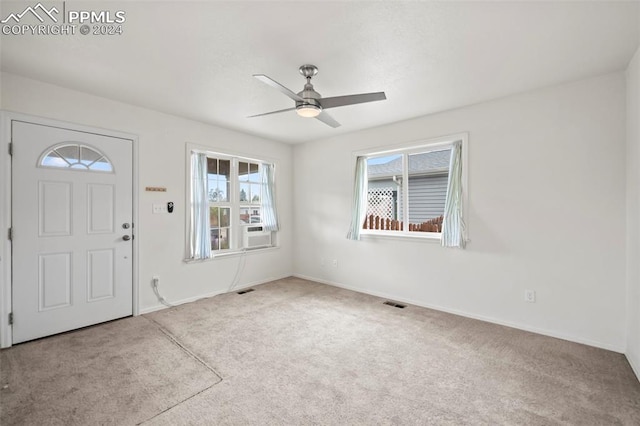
[207,154,234,252]
[355,133,468,241]
[185,144,277,259]
[238,160,264,227]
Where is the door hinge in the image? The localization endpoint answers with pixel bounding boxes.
[8,227,12,241]
[8,142,12,156]
[8,312,13,325]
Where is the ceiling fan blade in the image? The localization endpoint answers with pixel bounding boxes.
[315,111,341,128]
[319,92,386,110]
[248,107,296,118]
[253,74,303,102]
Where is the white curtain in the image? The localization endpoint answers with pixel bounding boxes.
[346,156,368,240]
[189,152,211,259]
[441,140,466,248]
[261,163,279,232]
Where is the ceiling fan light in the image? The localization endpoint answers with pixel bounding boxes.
[296,104,321,118]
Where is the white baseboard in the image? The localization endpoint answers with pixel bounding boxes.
[139,274,292,315]
[626,352,640,383]
[292,273,625,354]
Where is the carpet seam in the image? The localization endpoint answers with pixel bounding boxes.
[143,316,224,381]
[137,381,220,425]
[136,316,225,424]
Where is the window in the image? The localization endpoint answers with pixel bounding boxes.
[348,134,467,246]
[238,161,262,225]
[188,149,278,259]
[207,157,232,251]
[365,148,451,234]
[39,143,113,172]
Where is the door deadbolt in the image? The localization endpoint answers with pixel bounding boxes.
[122,223,130,229]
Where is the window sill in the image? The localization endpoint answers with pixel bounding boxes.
[184,245,279,263]
[360,230,442,242]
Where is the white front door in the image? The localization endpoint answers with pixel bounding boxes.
[11,121,133,344]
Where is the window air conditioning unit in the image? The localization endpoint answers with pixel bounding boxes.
[243,226,272,249]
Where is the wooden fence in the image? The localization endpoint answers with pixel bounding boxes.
[363,214,443,233]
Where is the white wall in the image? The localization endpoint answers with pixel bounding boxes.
[0,69,633,355]
[0,72,293,318]
[293,72,627,351]
[627,46,640,376]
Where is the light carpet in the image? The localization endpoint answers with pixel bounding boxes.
[145,277,640,425]
[0,316,221,425]
[2,276,639,425]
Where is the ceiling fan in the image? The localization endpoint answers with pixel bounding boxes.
[248,64,386,128]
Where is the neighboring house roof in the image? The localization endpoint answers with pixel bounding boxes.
[368,149,451,178]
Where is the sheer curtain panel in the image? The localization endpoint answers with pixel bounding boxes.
[189,152,211,259]
[261,163,279,232]
[441,140,466,248]
[347,156,368,240]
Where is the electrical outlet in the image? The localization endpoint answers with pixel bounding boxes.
[524,290,536,303]
[331,259,338,268]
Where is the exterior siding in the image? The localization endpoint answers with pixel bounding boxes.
[368,180,398,190]
[407,174,448,222]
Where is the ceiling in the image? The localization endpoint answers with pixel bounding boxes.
[1,1,638,144]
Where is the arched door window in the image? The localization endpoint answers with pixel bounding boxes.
[39,143,113,172]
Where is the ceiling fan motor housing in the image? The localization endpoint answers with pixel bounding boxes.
[297,64,322,109]
[296,84,322,109]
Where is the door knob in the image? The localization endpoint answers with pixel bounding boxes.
[122,235,131,241]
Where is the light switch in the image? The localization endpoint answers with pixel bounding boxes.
[152,203,167,214]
